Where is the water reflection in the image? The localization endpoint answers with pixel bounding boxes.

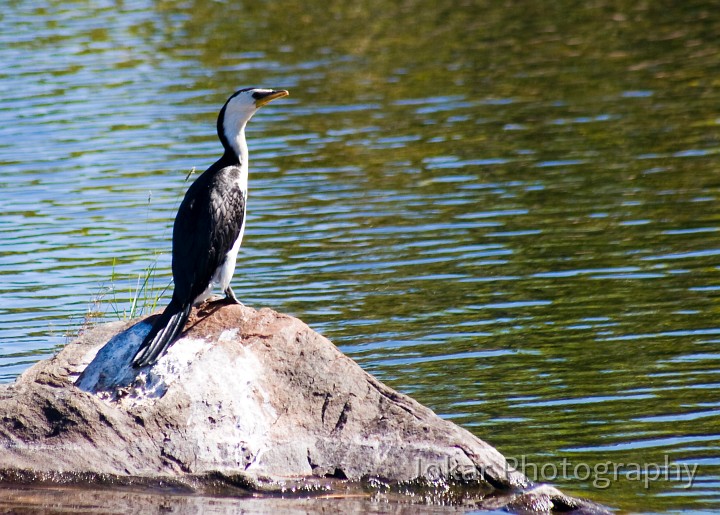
[1,0,720,512]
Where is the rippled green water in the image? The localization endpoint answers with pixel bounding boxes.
[2,0,720,512]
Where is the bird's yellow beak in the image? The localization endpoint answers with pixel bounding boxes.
[254,89,289,108]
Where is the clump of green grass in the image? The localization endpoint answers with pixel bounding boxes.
[86,168,196,322]
[82,259,165,333]
[109,256,169,319]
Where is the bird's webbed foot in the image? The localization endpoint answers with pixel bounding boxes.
[224,286,243,305]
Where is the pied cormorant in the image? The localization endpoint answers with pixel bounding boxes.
[132,87,289,368]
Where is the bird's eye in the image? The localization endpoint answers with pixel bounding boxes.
[251,91,263,100]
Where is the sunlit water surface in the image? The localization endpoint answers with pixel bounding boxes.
[1,1,720,512]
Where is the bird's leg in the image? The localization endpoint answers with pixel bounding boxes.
[224,286,242,305]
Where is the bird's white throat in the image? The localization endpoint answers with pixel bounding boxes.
[224,121,249,162]
[222,123,249,191]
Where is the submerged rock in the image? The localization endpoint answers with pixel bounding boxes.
[0,303,609,513]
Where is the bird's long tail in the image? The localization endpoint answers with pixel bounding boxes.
[132,300,192,368]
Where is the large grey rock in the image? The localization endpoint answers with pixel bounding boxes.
[0,303,609,513]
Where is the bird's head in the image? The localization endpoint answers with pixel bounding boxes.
[217,87,289,158]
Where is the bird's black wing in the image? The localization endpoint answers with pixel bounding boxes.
[171,164,247,304]
[207,166,247,284]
